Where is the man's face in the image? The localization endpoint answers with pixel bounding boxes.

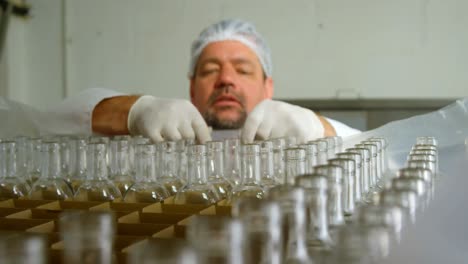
[190,40,273,129]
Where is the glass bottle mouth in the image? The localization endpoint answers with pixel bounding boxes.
[206,141,224,152]
[241,143,260,155]
[187,144,207,156]
[398,167,433,183]
[295,174,328,189]
[313,164,343,183]
[284,147,306,161]
[308,139,328,151]
[328,158,356,173]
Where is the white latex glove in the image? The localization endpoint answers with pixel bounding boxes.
[241,99,324,144]
[127,95,211,143]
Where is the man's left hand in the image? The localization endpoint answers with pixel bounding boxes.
[241,99,325,144]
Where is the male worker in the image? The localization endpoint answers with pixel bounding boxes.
[86,19,359,144]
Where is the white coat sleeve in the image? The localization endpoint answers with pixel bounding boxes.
[324,117,362,138]
[37,88,125,135]
[0,97,42,138]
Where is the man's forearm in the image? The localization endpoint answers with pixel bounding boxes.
[92,95,140,135]
[317,114,337,137]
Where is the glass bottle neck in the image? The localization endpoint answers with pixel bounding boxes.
[87,144,108,181]
[241,153,261,184]
[224,140,241,183]
[188,146,208,185]
[207,148,224,179]
[260,147,274,180]
[14,137,29,176]
[29,139,42,174]
[41,143,62,179]
[59,139,70,176]
[134,145,157,183]
[284,148,306,185]
[0,142,17,178]
[158,143,177,178]
[109,140,131,177]
[285,159,305,185]
[69,139,87,179]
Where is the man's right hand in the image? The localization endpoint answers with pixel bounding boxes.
[126,95,211,143]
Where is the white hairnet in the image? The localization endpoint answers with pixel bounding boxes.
[188,19,272,78]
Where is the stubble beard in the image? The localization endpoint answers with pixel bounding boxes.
[203,86,247,129]
[204,106,247,129]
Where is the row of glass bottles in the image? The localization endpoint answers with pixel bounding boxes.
[0,135,345,204]
[175,136,438,264]
[0,136,439,264]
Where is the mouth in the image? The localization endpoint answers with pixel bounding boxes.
[212,95,242,107]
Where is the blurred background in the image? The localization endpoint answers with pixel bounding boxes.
[1,0,466,130]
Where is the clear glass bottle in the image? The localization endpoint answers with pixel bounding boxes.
[60,211,115,264]
[354,204,404,244]
[328,158,356,220]
[309,139,328,165]
[108,138,134,196]
[362,141,382,185]
[124,144,169,203]
[157,141,185,195]
[230,144,265,203]
[88,136,110,168]
[187,215,245,264]
[302,142,319,174]
[224,138,242,186]
[259,140,279,188]
[398,167,433,184]
[369,137,388,174]
[66,136,88,193]
[323,137,336,160]
[206,141,233,200]
[391,177,428,212]
[174,145,219,205]
[29,142,73,200]
[353,206,395,260]
[267,186,311,264]
[294,174,332,258]
[0,141,30,199]
[27,138,42,185]
[336,152,362,204]
[412,144,438,162]
[313,164,345,236]
[232,197,283,264]
[410,148,438,169]
[407,153,438,175]
[346,147,371,196]
[272,138,286,184]
[331,136,344,154]
[129,135,151,175]
[58,136,72,184]
[398,167,434,203]
[378,188,418,225]
[406,159,436,175]
[284,147,306,185]
[355,143,378,191]
[175,139,189,183]
[74,143,121,201]
[14,136,31,182]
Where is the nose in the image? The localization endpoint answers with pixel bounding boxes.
[215,66,235,90]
